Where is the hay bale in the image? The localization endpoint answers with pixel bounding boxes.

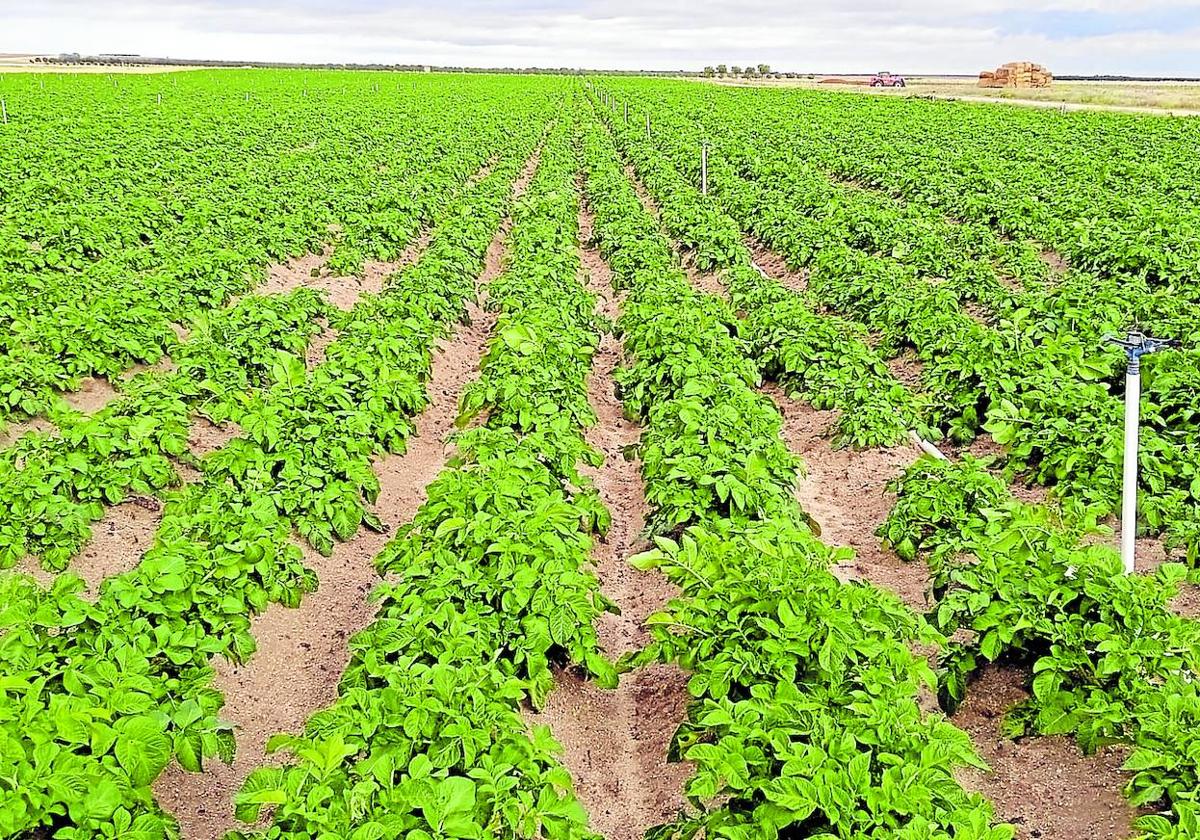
[978,61,1052,88]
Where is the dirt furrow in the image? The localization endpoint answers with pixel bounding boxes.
[153,149,541,840]
[60,374,121,413]
[763,383,929,606]
[530,199,691,840]
[746,234,808,294]
[954,666,1138,840]
[0,415,54,448]
[16,500,166,599]
[259,230,433,311]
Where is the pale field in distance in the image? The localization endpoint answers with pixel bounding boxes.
[704,75,1200,115]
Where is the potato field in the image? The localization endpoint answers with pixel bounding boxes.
[2,70,1200,840]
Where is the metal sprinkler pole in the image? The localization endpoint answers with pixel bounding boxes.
[701,141,708,195]
[1105,331,1178,573]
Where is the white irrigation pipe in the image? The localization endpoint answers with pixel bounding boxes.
[909,431,949,462]
[1121,361,1141,573]
[1105,332,1177,573]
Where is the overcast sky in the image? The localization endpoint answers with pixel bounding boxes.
[4,1,1199,76]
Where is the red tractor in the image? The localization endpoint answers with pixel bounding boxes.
[870,71,906,87]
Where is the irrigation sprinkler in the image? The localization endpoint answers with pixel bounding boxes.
[624,102,628,123]
[645,113,651,139]
[1,99,6,125]
[1104,331,1178,573]
[701,141,708,195]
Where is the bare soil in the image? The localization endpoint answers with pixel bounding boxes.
[155,148,540,840]
[953,665,1137,840]
[304,320,337,370]
[1041,249,1071,275]
[0,415,56,448]
[616,136,1146,840]
[886,349,925,391]
[1171,583,1200,618]
[256,232,432,311]
[72,500,163,597]
[258,249,330,298]
[682,254,728,298]
[747,235,808,293]
[700,76,1200,117]
[624,163,661,216]
[61,375,120,413]
[354,232,433,303]
[530,201,692,840]
[188,416,241,459]
[764,384,930,608]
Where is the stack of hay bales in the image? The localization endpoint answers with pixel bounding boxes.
[978,62,1053,88]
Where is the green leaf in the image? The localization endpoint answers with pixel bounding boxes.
[115,716,171,787]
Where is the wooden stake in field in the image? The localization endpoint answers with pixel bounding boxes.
[157,93,162,105]
[701,141,708,195]
[624,102,628,123]
[1,99,7,125]
[646,113,651,139]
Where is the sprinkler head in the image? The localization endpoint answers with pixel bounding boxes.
[1103,331,1179,361]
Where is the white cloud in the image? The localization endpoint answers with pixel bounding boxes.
[2,0,1198,75]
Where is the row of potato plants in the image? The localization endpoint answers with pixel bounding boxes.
[596,80,1200,560]
[587,90,924,450]
[882,456,1200,838]
[622,81,1200,288]
[226,112,613,839]
[0,72,570,423]
[0,288,327,569]
[580,102,1012,840]
[0,76,546,572]
[594,82,1200,835]
[0,118,546,838]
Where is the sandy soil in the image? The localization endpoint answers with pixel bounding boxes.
[886,349,924,391]
[764,384,930,608]
[747,236,808,294]
[0,415,56,448]
[619,159,929,608]
[303,320,336,370]
[10,556,56,587]
[531,200,692,840]
[71,500,164,597]
[1040,249,1071,276]
[623,163,661,217]
[256,232,431,311]
[188,416,241,459]
[954,665,1138,840]
[1171,583,1200,619]
[154,147,541,840]
[61,375,120,413]
[682,255,727,298]
[617,126,1149,839]
[258,250,331,298]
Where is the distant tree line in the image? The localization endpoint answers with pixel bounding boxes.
[32,54,706,76]
[700,64,812,79]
